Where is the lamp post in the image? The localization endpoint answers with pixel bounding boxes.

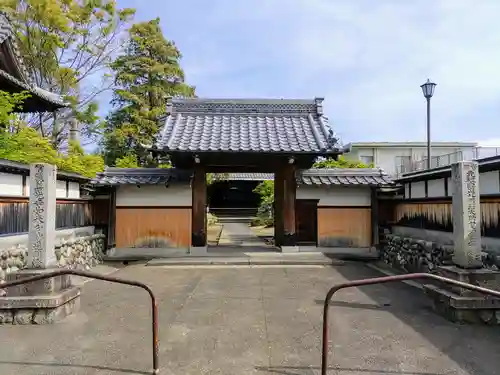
[420,79,437,169]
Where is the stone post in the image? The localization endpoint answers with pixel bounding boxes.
[451,161,482,268]
[27,163,57,269]
[0,163,81,325]
[424,160,500,324]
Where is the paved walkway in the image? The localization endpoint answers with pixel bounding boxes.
[216,218,275,252]
[1,263,499,374]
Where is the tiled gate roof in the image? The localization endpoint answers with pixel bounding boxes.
[156,98,343,154]
[92,168,394,187]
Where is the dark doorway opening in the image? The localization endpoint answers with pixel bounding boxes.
[296,199,318,245]
[208,180,261,216]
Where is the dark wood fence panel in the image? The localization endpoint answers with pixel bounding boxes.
[386,197,500,238]
[0,197,106,235]
[0,198,29,235]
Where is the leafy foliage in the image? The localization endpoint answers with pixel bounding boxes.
[102,18,195,166]
[313,156,373,168]
[0,91,31,127]
[0,128,104,177]
[115,154,139,168]
[251,180,274,227]
[1,0,136,145]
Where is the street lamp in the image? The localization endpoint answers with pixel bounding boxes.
[420,79,437,169]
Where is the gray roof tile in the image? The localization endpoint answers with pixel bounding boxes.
[298,168,393,186]
[156,98,342,154]
[215,173,274,181]
[92,168,393,187]
[91,168,192,186]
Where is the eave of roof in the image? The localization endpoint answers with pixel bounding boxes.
[0,12,67,110]
[92,167,394,187]
[155,97,343,155]
[90,167,192,186]
[0,158,89,181]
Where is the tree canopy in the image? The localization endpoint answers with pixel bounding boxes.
[0,0,135,146]
[0,127,104,177]
[102,18,195,167]
[313,156,373,168]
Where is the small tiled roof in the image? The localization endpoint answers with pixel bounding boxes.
[156,98,343,154]
[298,168,393,186]
[0,158,88,181]
[91,168,393,187]
[0,12,67,109]
[91,167,192,186]
[216,173,274,181]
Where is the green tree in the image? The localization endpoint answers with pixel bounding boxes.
[0,127,104,177]
[1,0,135,146]
[102,18,195,166]
[0,91,31,128]
[313,156,373,168]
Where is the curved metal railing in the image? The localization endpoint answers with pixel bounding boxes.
[321,272,500,375]
[1,269,160,375]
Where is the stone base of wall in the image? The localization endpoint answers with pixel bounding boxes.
[380,233,500,273]
[0,233,106,283]
[0,269,80,325]
[424,266,500,325]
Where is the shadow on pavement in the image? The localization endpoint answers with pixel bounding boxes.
[255,365,442,375]
[0,360,149,374]
[331,263,500,375]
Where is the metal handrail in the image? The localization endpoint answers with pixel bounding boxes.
[1,269,160,375]
[321,272,500,375]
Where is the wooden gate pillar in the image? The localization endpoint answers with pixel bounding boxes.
[282,163,297,247]
[274,169,284,247]
[191,166,207,247]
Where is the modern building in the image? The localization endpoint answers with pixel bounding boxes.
[344,141,479,176]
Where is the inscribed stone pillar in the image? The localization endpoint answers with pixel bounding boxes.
[27,163,57,269]
[451,161,482,269]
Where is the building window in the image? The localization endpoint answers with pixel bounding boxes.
[360,156,374,165]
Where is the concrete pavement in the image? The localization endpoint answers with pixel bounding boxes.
[1,263,499,374]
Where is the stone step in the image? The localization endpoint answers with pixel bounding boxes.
[147,254,345,266]
[5,269,72,296]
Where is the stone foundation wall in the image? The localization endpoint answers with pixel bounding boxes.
[380,232,500,274]
[55,234,105,270]
[0,233,105,282]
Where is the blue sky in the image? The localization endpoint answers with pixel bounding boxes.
[113,0,500,146]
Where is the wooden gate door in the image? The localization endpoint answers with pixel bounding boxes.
[295,199,318,245]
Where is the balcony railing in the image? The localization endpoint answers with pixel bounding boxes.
[395,147,500,177]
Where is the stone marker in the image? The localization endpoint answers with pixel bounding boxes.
[424,160,500,324]
[451,161,482,268]
[27,163,57,269]
[0,163,81,325]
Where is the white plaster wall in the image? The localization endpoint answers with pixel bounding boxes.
[404,183,410,198]
[116,184,192,207]
[56,180,67,198]
[68,182,80,198]
[427,179,445,198]
[0,172,23,196]
[447,177,453,196]
[479,171,500,195]
[296,185,371,206]
[411,181,426,198]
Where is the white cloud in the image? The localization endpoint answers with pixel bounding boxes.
[131,0,500,143]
